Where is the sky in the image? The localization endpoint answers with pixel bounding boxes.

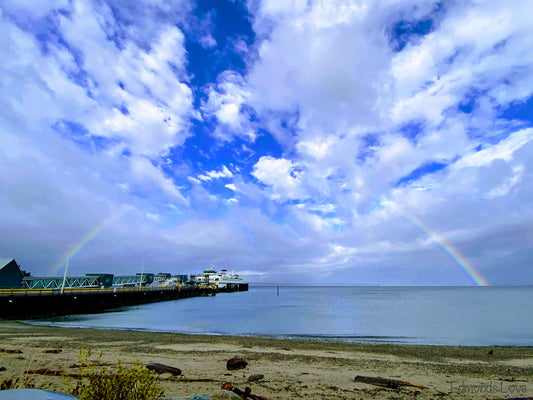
[1,0,532,286]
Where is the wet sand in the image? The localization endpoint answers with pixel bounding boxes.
[0,321,531,399]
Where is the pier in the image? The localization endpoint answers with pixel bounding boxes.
[0,258,248,319]
[0,283,248,319]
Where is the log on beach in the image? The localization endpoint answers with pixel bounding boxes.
[247,374,265,382]
[42,349,62,354]
[226,356,248,370]
[24,369,80,378]
[146,362,181,376]
[0,349,22,354]
[354,375,427,389]
[222,382,274,400]
[166,376,220,382]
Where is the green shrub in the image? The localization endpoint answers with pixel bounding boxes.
[65,349,164,400]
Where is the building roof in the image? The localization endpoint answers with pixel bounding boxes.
[0,258,16,269]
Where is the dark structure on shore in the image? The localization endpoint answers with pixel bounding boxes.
[0,259,25,288]
[0,259,248,319]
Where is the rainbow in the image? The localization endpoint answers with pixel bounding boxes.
[50,206,132,276]
[404,214,489,286]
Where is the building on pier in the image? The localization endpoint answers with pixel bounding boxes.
[0,260,189,290]
[1,259,244,291]
[0,259,24,289]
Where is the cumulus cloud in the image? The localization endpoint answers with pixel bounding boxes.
[130,157,188,204]
[248,0,392,135]
[201,70,256,142]
[2,2,194,206]
[197,165,234,182]
[1,0,532,285]
[0,0,195,271]
[60,6,192,156]
[390,2,533,128]
[454,128,533,169]
[239,0,533,283]
[252,156,307,201]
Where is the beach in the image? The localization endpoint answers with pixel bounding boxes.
[0,322,531,399]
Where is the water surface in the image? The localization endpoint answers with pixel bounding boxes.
[32,286,533,346]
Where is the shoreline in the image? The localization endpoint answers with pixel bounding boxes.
[1,321,532,399]
[22,320,531,347]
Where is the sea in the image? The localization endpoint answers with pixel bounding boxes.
[31,285,533,346]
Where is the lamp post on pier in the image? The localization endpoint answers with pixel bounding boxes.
[60,244,72,295]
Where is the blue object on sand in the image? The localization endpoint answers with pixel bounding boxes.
[0,389,79,399]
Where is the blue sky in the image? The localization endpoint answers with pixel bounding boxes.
[1,0,532,285]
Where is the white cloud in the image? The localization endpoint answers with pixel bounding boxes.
[197,165,234,182]
[485,165,524,199]
[130,157,189,205]
[223,197,239,205]
[2,0,533,285]
[248,0,393,135]
[391,1,533,127]
[1,0,69,19]
[199,34,217,48]
[297,136,337,159]
[378,136,414,164]
[146,212,160,222]
[58,7,193,157]
[252,156,307,201]
[201,70,256,142]
[188,176,202,185]
[455,128,533,169]
[0,0,194,204]
[258,0,308,18]
[238,0,533,283]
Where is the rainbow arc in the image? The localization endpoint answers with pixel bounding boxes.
[51,207,131,275]
[404,213,489,286]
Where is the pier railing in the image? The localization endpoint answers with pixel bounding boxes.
[0,285,187,297]
[0,284,221,319]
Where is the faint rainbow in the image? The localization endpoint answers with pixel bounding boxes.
[50,206,131,276]
[404,214,489,286]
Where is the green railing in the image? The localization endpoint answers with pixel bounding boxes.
[0,285,187,297]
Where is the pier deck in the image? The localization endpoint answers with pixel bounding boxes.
[0,283,248,319]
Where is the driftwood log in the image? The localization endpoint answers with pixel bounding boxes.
[42,349,62,354]
[69,362,113,368]
[227,356,248,370]
[166,376,220,382]
[0,348,22,354]
[354,375,427,389]
[247,374,265,382]
[146,362,181,376]
[25,369,80,378]
[222,382,273,400]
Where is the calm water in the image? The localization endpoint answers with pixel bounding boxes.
[32,286,533,346]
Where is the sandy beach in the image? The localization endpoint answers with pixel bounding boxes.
[0,321,531,399]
